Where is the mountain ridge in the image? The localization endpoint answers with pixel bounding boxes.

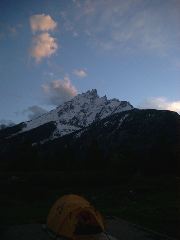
[3,89,133,140]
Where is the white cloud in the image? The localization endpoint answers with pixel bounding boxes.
[139,97,180,113]
[73,69,87,78]
[30,14,57,32]
[30,33,58,62]
[23,105,47,120]
[42,76,78,105]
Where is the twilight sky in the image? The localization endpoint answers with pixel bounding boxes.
[0,0,180,123]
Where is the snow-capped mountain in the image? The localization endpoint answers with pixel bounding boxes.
[22,89,133,138]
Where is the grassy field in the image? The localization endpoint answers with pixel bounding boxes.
[0,172,179,238]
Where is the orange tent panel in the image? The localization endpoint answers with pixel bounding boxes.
[47,194,105,239]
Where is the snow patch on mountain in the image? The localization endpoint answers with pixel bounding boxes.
[117,113,129,128]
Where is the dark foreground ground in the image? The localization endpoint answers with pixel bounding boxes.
[0,172,179,239]
[0,218,178,240]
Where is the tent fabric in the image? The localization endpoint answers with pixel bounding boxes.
[47,194,105,239]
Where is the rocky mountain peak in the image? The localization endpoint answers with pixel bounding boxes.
[72,89,99,102]
[18,89,134,139]
[85,89,98,97]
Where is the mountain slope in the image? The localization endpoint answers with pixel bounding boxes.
[0,108,179,175]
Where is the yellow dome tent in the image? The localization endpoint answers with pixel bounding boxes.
[47,194,105,239]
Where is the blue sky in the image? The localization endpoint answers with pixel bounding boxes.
[0,0,180,123]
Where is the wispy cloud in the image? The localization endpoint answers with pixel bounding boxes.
[30,33,58,62]
[8,26,17,35]
[139,97,180,114]
[0,22,23,39]
[23,105,47,120]
[0,119,15,128]
[73,68,87,78]
[42,76,78,105]
[62,0,180,54]
[30,14,57,32]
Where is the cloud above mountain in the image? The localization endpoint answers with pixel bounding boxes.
[140,97,180,114]
[30,33,58,62]
[73,69,87,78]
[23,105,48,120]
[0,119,15,129]
[29,14,58,62]
[62,0,180,54]
[30,14,57,32]
[42,76,78,105]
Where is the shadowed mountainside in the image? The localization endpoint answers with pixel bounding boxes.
[0,109,179,175]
